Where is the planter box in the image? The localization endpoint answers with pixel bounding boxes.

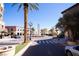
[0,45,16,56]
[67,41,77,45]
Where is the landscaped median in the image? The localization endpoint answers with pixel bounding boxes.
[15,40,32,56]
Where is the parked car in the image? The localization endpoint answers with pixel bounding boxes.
[58,35,64,38]
[14,35,21,39]
[57,33,65,38]
[65,45,79,56]
[11,35,21,39]
[52,35,57,39]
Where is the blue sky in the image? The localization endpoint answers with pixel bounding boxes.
[4,3,75,29]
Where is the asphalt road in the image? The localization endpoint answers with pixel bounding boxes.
[22,38,65,56]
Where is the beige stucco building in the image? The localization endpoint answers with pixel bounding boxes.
[0,4,5,34]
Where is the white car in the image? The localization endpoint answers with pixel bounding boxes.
[65,45,79,56]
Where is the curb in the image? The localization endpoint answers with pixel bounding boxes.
[15,41,33,56]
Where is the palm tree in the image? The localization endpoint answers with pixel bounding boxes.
[12,3,39,43]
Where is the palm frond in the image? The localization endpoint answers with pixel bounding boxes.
[12,3,39,11]
[12,3,18,7]
[12,3,23,12]
[29,3,39,11]
[17,4,23,12]
[35,3,39,6]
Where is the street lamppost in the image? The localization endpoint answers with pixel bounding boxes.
[29,22,33,40]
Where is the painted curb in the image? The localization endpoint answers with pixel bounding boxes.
[15,41,33,56]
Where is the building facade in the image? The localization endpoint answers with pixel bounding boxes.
[0,4,5,34]
[41,28,49,36]
[5,26,24,35]
[61,3,79,39]
[62,4,79,15]
[16,26,24,35]
[5,26,16,35]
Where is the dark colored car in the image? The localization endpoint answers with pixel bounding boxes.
[11,35,21,39]
[57,34,64,38]
[14,35,21,39]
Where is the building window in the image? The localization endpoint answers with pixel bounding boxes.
[2,25,3,28]
[17,33,19,35]
[11,28,13,31]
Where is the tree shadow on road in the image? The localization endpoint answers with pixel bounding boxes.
[22,39,65,56]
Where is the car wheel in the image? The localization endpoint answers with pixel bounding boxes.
[66,50,73,56]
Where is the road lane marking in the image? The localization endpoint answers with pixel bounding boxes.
[42,41,45,44]
[46,41,49,44]
[49,41,54,44]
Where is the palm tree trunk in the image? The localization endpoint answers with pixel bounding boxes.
[23,3,28,43]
